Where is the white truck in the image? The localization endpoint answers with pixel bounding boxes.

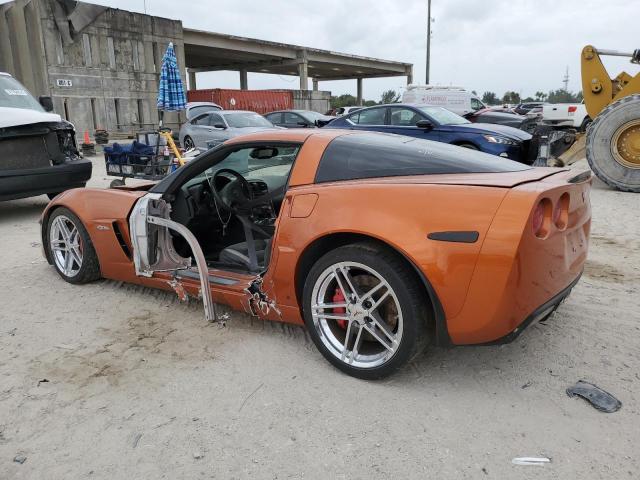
[541,102,591,131]
[402,85,486,116]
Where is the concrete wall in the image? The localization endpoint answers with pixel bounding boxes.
[292,90,331,113]
[1,0,186,136]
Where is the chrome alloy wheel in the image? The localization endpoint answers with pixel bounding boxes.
[49,215,83,277]
[310,261,403,369]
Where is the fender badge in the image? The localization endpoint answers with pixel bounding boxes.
[96,225,110,231]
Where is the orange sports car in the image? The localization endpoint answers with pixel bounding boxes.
[41,130,591,379]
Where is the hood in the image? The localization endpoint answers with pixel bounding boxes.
[443,122,531,141]
[0,107,63,129]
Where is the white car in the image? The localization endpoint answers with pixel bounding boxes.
[179,110,279,151]
[542,103,591,131]
[402,85,486,116]
[185,101,222,121]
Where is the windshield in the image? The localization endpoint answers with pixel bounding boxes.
[223,112,273,128]
[0,76,44,111]
[418,106,470,125]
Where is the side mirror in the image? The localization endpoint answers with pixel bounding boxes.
[416,119,434,130]
[213,123,227,129]
[39,96,54,112]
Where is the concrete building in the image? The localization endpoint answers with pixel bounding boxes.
[0,0,413,137]
[0,0,185,136]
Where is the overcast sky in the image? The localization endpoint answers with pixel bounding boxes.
[20,0,640,101]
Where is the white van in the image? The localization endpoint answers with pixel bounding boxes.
[402,85,486,116]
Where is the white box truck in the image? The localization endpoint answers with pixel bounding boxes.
[402,85,486,116]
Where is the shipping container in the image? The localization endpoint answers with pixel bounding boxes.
[187,89,293,114]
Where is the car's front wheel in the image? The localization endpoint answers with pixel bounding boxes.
[302,243,429,379]
[183,135,195,150]
[46,207,101,284]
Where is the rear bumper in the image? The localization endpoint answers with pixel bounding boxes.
[478,272,581,345]
[0,159,92,201]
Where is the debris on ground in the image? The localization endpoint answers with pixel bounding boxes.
[521,381,532,389]
[132,433,142,449]
[512,457,550,466]
[13,454,27,464]
[37,379,49,387]
[193,451,204,460]
[566,380,622,413]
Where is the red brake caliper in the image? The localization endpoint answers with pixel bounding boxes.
[333,287,347,329]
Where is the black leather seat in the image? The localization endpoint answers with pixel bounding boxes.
[219,239,271,270]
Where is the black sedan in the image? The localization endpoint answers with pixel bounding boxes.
[264,110,335,128]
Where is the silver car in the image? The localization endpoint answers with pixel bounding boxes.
[179,110,278,151]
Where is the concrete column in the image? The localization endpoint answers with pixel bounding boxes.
[406,66,414,85]
[188,69,197,90]
[239,69,248,90]
[298,62,308,91]
[0,7,15,75]
[6,3,35,91]
[356,78,363,106]
[312,79,318,91]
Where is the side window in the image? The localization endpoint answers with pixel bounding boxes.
[283,112,303,126]
[209,113,224,127]
[192,113,209,125]
[265,113,282,124]
[350,108,386,125]
[470,98,483,111]
[389,108,422,126]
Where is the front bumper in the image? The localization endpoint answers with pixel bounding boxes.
[0,158,92,201]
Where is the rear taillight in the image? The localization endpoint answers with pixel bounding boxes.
[532,198,552,238]
[554,193,570,230]
[568,105,577,113]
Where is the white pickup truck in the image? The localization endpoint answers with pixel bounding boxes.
[542,103,591,131]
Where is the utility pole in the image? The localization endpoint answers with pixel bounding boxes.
[426,0,431,85]
[562,66,569,91]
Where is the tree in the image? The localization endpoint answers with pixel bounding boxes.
[330,94,357,108]
[502,91,521,104]
[481,91,499,105]
[546,89,582,103]
[380,89,401,104]
[535,91,547,102]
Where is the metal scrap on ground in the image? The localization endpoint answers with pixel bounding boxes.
[566,380,622,413]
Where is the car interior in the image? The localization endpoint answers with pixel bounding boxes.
[168,144,301,274]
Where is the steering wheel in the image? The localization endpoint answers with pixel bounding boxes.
[210,168,253,213]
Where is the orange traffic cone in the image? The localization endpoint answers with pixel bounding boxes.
[83,130,91,145]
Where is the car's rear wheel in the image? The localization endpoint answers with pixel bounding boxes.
[302,243,429,379]
[183,136,195,150]
[46,207,101,284]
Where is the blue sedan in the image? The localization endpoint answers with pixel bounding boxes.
[326,104,534,164]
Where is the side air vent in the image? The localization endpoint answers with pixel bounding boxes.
[112,221,131,258]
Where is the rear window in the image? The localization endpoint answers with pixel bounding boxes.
[315,133,530,183]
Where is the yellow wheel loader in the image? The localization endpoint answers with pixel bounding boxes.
[581,46,640,192]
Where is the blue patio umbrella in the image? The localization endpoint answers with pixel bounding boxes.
[155,42,186,156]
[157,42,186,121]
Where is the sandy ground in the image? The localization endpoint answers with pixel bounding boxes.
[0,155,639,480]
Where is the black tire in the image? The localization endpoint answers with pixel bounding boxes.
[458,143,479,150]
[183,136,195,150]
[45,207,101,284]
[302,242,429,380]
[110,178,125,188]
[586,94,640,192]
[579,116,592,133]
